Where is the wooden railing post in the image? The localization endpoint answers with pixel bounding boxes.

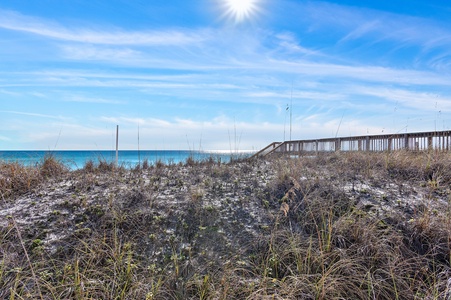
[428,136,433,151]
[335,138,341,151]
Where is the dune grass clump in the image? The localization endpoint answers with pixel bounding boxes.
[0,162,40,199]
[0,154,68,199]
[40,154,69,178]
[248,151,451,299]
[78,158,127,175]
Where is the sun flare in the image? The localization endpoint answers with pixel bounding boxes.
[222,0,260,23]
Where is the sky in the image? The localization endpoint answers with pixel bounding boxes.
[1,0,451,151]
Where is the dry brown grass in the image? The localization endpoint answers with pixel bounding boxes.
[1,151,450,299]
[0,154,68,199]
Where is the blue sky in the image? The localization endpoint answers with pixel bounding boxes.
[1,0,451,150]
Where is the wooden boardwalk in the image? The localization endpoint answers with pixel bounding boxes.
[252,130,451,158]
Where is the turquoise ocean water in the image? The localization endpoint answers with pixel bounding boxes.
[0,150,255,170]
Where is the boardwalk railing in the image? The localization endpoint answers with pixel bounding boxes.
[252,130,451,158]
[251,142,283,158]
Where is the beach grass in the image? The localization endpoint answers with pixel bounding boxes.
[0,151,450,299]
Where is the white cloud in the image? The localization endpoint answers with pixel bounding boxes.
[246,90,345,101]
[60,45,142,61]
[29,92,47,98]
[353,87,451,111]
[6,57,451,92]
[99,116,172,127]
[2,8,448,89]
[292,1,451,74]
[301,1,451,49]
[274,32,322,56]
[0,89,20,96]
[0,110,68,120]
[0,9,208,46]
[273,60,451,86]
[339,20,382,43]
[64,96,125,104]
[0,108,434,150]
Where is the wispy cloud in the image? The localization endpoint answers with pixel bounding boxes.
[296,1,451,71]
[99,116,172,127]
[2,7,448,89]
[64,96,126,104]
[354,87,451,111]
[5,56,451,91]
[0,110,67,120]
[246,90,345,101]
[0,89,20,96]
[274,32,323,56]
[29,92,46,98]
[302,1,451,46]
[60,45,142,62]
[339,20,382,43]
[58,43,451,89]
[0,9,208,46]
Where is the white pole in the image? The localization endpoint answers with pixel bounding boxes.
[116,125,119,167]
[290,80,293,141]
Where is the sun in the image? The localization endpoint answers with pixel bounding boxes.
[222,0,261,23]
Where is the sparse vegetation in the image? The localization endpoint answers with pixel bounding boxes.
[1,151,451,299]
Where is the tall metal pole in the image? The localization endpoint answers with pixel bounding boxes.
[115,125,119,167]
[290,82,293,141]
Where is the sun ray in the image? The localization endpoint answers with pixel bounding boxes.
[221,0,261,23]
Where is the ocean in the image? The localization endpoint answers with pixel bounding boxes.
[0,150,255,170]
